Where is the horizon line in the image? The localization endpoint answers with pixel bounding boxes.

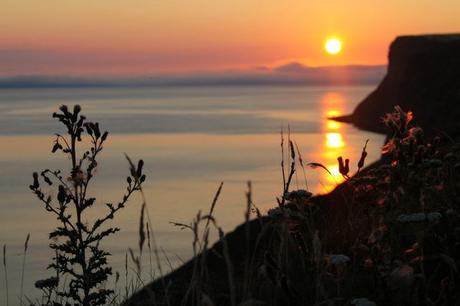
[0,63,386,88]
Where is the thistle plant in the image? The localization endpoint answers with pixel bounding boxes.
[29,105,146,306]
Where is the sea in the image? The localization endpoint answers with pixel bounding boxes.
[0,85,386,301]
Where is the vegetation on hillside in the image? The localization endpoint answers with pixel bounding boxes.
[2,105,460,306]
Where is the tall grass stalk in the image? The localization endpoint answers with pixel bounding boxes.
[171,183,224,305]
[294,141,309,190]
[124,252,129,301]
[146,222,153,279]
[20,233,30,306]
[3,244,8,306]
[204,182,223,230]
[288,125,300,190]
[218,228,236,306]
[280,128,286,194]
[137,184,171,306]
[243,181,252,300]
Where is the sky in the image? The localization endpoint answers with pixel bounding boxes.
[1,0,460,75]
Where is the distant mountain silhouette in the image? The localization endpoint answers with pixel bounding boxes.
[0,64,385,88]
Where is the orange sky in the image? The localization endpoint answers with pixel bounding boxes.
[1,0,460,75]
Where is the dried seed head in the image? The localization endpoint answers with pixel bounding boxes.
[24,234,30,252]
[344,159,350,176]
[337,156,344,172]
[358,139,369,170]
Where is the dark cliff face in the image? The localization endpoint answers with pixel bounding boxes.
[350,34,460,135]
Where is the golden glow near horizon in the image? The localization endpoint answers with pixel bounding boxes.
[2,1,460,74]
[325,38,342,55]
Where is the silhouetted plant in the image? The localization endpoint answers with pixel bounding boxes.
[29,105,146,306]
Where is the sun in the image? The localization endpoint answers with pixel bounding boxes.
[325,38,342,55]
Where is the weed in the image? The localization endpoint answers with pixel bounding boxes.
[29,105,145,306]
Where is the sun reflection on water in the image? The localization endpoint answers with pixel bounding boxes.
[326,120,341,130]
[325,164,341,184]
[311,93,350,191]
[326,132,345,148]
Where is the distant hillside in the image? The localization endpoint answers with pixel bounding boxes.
[0,64,385,88]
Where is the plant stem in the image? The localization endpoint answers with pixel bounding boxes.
[3,244,9,306]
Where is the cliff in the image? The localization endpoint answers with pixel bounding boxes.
[335,33,460,135]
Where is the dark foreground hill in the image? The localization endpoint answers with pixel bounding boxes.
[124,134,460,306]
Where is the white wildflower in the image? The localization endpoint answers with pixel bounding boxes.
[329,254,350,265]
[351,298,376,306]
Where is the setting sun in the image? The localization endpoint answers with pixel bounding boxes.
[325,38,343,55]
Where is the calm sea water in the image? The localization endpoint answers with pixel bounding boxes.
[0,85,385,301]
